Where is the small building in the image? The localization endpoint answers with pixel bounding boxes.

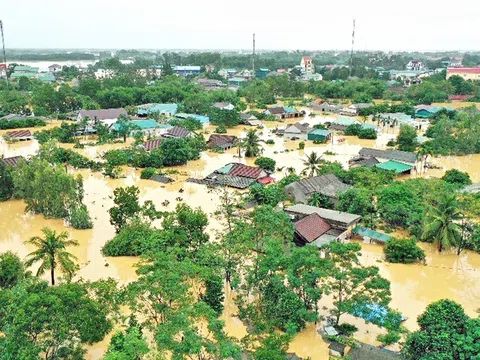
[213,102,235,111]
[349,156,380,169]
[284,174,352,206]
[406,60,427,71]
[293,212,343,248]
[1,155,25,167]
[94,68,114,79]
[329,116,359,131]
[207,134,237,150]
[10,65,39,79]
[228,77,246,86]
[111,120,162,137]
[256,68,270,79]
[48,64,62,73]
[265,106,303,120]
[196,78,226,90]
[143,138,164,151]
[285,204,362,232]
[173,66,201,76]
[359,147,417,165]
[301,73,323,81]
[300,56,314,74]
[4,130,33,141]
[307,129,332,142]
[165,126,194,139]
[374,160,414,174]
[414,105,454,119]
[446,67,480,81]
[240,113,262,127]
[343,103,374,116]
[311,101,343,114]
[77,108,128,127]
[174,113,210,124]
[353,226,392,244]
[284,122,311,140]
[137,103,178,117]
[36,74,56,83]
[218,68,237,79]
[347,342,403,360]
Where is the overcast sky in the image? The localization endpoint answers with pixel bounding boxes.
[3,0,480,51]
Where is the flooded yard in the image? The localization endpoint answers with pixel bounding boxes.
[1,114,480,359]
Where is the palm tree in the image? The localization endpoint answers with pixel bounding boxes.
[24,228,79,285]
[422,195,462,252]
[242,129,263,158]
[302,151,323,177]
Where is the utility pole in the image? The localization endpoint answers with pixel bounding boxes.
[0,20,8,87]
[349,19,355,78]
[252,33,255,78]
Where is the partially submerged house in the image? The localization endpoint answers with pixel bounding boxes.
[284,122,311,140]
[207,134,237,150]
[358,148,417,174]
[137,103,178,117]
[307,129,332,142]
[142,138,164,151]
[341,103,374,116]
[196,78,226,90]
[4,130,33,141]
[328,116,359,131]
[414,105,454,119]
[111,119,163,137]
[347,342,403,360]
[353,226,392,245]
[311,101,343,114]
[188,163,270,189]
[77,108,128,127]
[265,106,303,120]
[284,174,352,206]
[164,126,194,139]
[293,212,344,248]
[213,102,235,111]
[174,113,210,124]
[240,113,262,127]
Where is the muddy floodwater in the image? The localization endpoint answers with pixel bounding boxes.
[1,114,480,359]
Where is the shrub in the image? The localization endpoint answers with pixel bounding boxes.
[442,169,472,187]
[344,123,362,136]
[384,238,425,264]
[102,222,154,256]
[140,168,156,179]
[68,204,93,229]
[254,157,276,172]
[0,118,46,130]
[337,323,358,336]
[265,139,275,145]
[215,125,227,134]
[298,141,305,150]
[358,128,377,139]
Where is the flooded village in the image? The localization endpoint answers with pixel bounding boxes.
[1,37,480,360]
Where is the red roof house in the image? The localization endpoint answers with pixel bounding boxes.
[293,213,337,247]
[4,130,33,141]
[143,138,164,151]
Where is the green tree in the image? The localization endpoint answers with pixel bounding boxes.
[337,188,375,218]
[114,114,136,142]
[254,157,276,172]
[422,195,462,252]
[104,323,149,360]
[308,193,333,209]
[397,124,419,152]
[201,274,224,314]
[160,138,191,166]
[442,169,472,187]
[384,238,426,264]
[302,151,323,177]
[0,251,25,289]
[210,108,242,127]
[241,129,263,158]
[324,242,391,325]
[251,333,291,360]
[402,299,480,360]
[24,227,79,285]
[0,279,115,360]
[0,161,14,201]
[109,186,143,233]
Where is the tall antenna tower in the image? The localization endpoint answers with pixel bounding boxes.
[349,19,355,77]
[252,33,256,77]
[0,20,8,87]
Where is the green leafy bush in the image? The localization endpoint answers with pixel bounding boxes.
[69,204,93,229]
[102,222,155,257]
[254,157,276,172]
[442,169,472,187]
[140,168,156,179]
[215,125,227,134]
[384,238,425,264]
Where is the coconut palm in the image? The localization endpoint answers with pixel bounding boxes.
[24,227,79,285]
[422,195,462,252]
[242,129,263,158]
[302,151,324,177]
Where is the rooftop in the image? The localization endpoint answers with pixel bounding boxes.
[229,163,264,179]
[359,147,417,164]
[5,130,32,138]
[207,134,237,147]
[143,138,164,151]
[374,160,413,174]
[308,129,331,136]
[294,213,332,243]
[166,126,192,138]
[1,156,24,167]
[112,119,160,131]
[79,108,127,120]
[174,113,210,124]
[137,103,178,115]
[447,67,480,74]
[285,204,362,226]
[353,226,392,243]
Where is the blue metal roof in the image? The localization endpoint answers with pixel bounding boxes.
[137,103,178,116]
[112,119,160,131]
[175,113,210,124]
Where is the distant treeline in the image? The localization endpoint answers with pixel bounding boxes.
[8,52,96,61]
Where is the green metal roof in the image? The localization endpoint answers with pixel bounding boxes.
[217,163,235,174]
[11,72,37,78]
[112,120,160,131]
[228,77,246,82]
[375,160,413,173]
[308,129,331,136]
[334,116,358,126]
[37,75,56,82]
[353,226,392,243]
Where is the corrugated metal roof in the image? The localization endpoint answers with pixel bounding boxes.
[166,126,192,138]
[137,103,178,115]
[229,163,263,179]
[79,108,127,120]
[174,113,210,124]
[285,204,362,226]
[353,226,392,243]
[1,156,24,167]
[143,138,164,151]
[308,129,331,136]
[359,148,416,164]
[375,160,413,173]
[333,116,358,126]
[5,130,32,138]
[112,120,160,131]
[207,134,237,147]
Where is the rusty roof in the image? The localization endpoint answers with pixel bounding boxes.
[1,156,24,167]
[166,126,192,138]
[229,163,264,179]
[294,213,332,243]
[207,134,237,147]
[143,138,164,151]
[5,130,32,138]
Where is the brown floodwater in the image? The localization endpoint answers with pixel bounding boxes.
[1,114,480,359]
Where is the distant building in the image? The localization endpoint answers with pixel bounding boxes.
[10,65,39,79]
[446,67,480,81]
[137,103,178,117]
[284,122,311,140]
[218,68,237,79]
[95,69,114,79]
[406,60,427,71]
[240,113,262,127]
[164,126,194,139]
[173,66,201,76]
[77,108,128,127]
[48,64,62,73]
[311,101,343,114]
[207,134,238,150]
[174,113,210,124]
[4,130,33,141]
[414,105,454,119]
[196,78,226,90]
[213,102,235,111]
[265,106,303,120]
[255,68,270,79]
[228,77,247,86]
[111,119,163,137]
[328,116,359,131]
[300,56,314,74]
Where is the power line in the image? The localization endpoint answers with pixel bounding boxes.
[0,20,8,87]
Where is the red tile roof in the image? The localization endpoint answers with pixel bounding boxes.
[229,163,263,179]
[294,213,332,243]
[5,130,32,138]
[257,176,275,185]
[1,156,24,167]
[143,138,164,151]
[447,67,480,74]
